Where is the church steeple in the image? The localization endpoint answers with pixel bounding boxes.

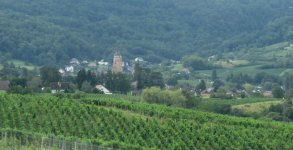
[112,52,123,73]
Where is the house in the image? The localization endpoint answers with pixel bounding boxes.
[0,81,10,91]
[94,85,111,94]
[181,68,190,74]
[70,58,79,64]
[98,59,109,66]
[263,91,272,97]
[128,66,135,73]
[201,90,211,97]
[82,60,88,63]
[122,62,129,67]
[187,90,197,96]
[206,87,214,93]
[65,66,74,73]
[135,57,144,62]
[49,82,69,93]
[59,69,65,74]
[88,63,97,67]
[131,81,138,88]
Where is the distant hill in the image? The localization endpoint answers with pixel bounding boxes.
[0,0,293,66]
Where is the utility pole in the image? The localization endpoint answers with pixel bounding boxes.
[283,103,286,124]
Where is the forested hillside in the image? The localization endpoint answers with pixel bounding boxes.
[0,0,293,66]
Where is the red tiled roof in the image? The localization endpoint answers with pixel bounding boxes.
[95,85,103,89]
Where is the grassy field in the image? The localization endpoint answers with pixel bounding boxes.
[195,66,287,78]
[232,100,283,113]
[216,60,249,68]
[172,64,184,71]
[7,59,38,70]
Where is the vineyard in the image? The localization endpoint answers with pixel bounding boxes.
[1,93,293,149]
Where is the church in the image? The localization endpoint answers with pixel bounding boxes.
[112,52,123,73]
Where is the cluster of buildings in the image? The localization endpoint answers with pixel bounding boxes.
[59,52,147,76]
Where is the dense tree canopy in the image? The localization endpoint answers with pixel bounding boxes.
[0,0,293,66]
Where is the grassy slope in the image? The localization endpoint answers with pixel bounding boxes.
[7,59,38,70]
[232,101,283,113]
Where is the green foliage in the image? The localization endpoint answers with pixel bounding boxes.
[81,81,92,93]
[39,66,61,86]
[72,90,86,99]
[52,91,65,99]
[9,78,27,88]
[27,77,42,92]
[272,86,284,98]
[92,88,104,94]
[196,80,206,92]
[45,87,51,93]
[2,93,293,149]
[142,87,186,108]
[6,85,33,95]
[134,64,164,90]
[0,0,292,66]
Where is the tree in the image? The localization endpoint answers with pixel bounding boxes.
[81,81,92,93]
[92,88,104,94]
[9,78,27,88]
[167,76,178,86]
[9,62,15,68]
[22,67,28,77]
[272,86,284,98]
[142,87,161,104]
[53,91,65,99]
[285,89,293,100]
[217,88,227,99]
[76,69,87,89]
[149,71,165,89]
[196,80,206,92]
[39,66,62,86]
[212,69,218,81]
[6,85,33,95]
[254,72,266,84]
[27,77,41,92]
[72,90,86,99]
[45,87,52,93]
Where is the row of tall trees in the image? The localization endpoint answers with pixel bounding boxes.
[134,64,164,90]
[75,69,131,94]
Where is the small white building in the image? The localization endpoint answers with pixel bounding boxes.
[98,59,109,66]
[50,82,69,93]
[59,69,65,74]
[70,58,79,64]
[122,62,128,67]
[94,85,112,94]
[65,66,74,73]
[88,63,97,67]
[135,57,144,62]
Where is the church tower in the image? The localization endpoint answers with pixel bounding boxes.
[112,52,123,73]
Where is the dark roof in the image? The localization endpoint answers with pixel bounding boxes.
[49,82,69,90]
[114,52,121,56]
[187,91,196,95]
[0,81,9,90]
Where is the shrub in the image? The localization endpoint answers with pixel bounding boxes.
[53,91,65,99]
[72,90,86,99]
